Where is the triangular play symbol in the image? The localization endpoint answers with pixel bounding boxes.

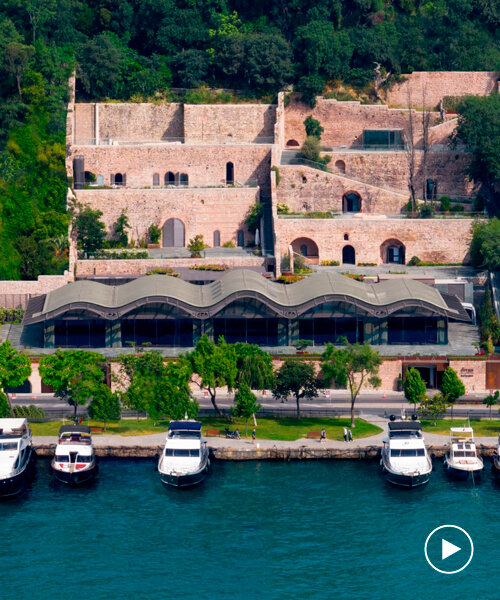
[442,539,461,560]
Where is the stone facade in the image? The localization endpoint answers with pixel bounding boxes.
[76,187,259,245]
[385,71,499,108]
[275,216,472,265]
[0,273,73,308]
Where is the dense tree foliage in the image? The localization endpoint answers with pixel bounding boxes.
[0,0,498,278]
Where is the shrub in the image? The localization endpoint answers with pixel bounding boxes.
[187,234,206,257]
[245,202,263,232]
[146,268,180,277]
[93,249,148,260]
[12,405,45,419]
[222,240,236,248]
[304,116,324,140]
[450,204,465,212]
[420,204,434,218]
[408,256,422,266]
[341,272,364,281]
[299,135,322,162]
[474,195,485,212]
[271,166,280,186]
[277,203,289,214]
[276,275,305,284]
[189,264,229,271]
[148,224,161,244]
[358,262,377,266]
[439,196,451,212]
[320,260,340,266]
[0,308,24,324]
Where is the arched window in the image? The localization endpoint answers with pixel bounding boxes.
[213,230,221,247]
[162,218,185,247]
[343,192,361,213]
[165,171,175,185]
[180,173,188,186]
[153,173,160,186]
[286,139,300,147]
[335,160,346,174]
[237,230,245,247]
[302,176,307,184]
[344,233,349,241]
[291,237,318,258]
[342,245,355,265]
[114,173,125,186]
[226,162,234,184]
[381,239,405,264]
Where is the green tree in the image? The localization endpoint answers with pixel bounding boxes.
[470,218,500,271]
[299,135,322,163]
[113,209,129,248]
[233,343,275,390]
[172,49,209,88]
[242,34,292,90]
[39,350,106,420]
[187,234,205,257]
[3,42,34,99]
[0,392,11,418]
[0,341,32,413]
[478,286,500,345]
[272,359,320,418]
[120,352,198,423]
[184,335,237,417]
[232,382,261,436]
[322,341,382,427]
[303,116,323,140]
[72,203,106,257]
[296,73,325,107]
[483,390,499,419]
[403,367,427,413]
[245,202,263,233]
[440,367,465,420]
[421,392,449,425]
[87,384,121,430]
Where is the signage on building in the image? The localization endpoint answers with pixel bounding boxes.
[460,368,474,378]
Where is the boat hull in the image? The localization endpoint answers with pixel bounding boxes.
[444,460,483,481]
[160,460,209,488]
[0,446,35,498]
[493,458,500,479]
[384,469,430,488]
[52,463,98,485]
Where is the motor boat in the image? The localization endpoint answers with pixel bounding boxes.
[381,420,432,488]
[158,420,209,488]
[493,434,500,479]
[51,425,98,485]
[444,426,483,480]
[0,418,35,497]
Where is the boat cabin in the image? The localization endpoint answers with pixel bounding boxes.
[58,425,92,444]
[449,427,477,459]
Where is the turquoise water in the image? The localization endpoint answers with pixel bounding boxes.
[1,459,499,600]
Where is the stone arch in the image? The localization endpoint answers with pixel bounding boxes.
[342,245,356,265]
[342,191,361,213]
[226,162,234,184]
[113,172,125,185]
[165,171,175,185]
[381,238,405,264]
[180,173,189,186]
[162,218,185,247]
[291,237,319,259]
[213,230,221,247]
[335,160,346,174]
[153,173,160,186]
[286,139,300,147]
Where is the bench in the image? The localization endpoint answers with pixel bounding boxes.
[306,432,321,439]
[205,429,220,437]
[90,426,104,433]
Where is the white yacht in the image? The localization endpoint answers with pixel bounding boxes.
[158,420,209,488]
[493,433,500,479]
[0,418,35,497]
[444,426,483,480]
[381,420,432,488]
[51,425,98,485]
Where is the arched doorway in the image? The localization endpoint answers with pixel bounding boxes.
[84,171,96,184]
[165,171,175,185]
[342,245,356,264]
[286,139,300,147]
[291,237,319,263]
[237,230,245,247]
[162,218,185,247]
[342,192,361,213]
[114,172,125,185]
[153,173,159,186]
[381,239,405,264]
[226,162,234,184]
[213,230,221,247]
[180,173,188,186]
[335,160,346,174]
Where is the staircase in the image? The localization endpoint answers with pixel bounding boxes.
[260,195,274,256]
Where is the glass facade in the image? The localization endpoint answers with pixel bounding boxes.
[363,129,404,149]
[387,317,440,344]
[121,319,193,346]
[54,319,106,347]
[298,318,363,345]
[214,318,279,345]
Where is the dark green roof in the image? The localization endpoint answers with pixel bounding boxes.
[23,270,468,324]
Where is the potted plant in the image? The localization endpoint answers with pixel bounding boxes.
[293,339,313,354]
[188,234,206,258]
[147,224,161,248]
[397,373,403,392]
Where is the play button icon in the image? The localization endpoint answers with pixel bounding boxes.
[425,525,474,574]
[442,539,461,560]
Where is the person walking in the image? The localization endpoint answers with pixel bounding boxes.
[343,427,348,442]
[252,428,256,443]
[320,427,326,442]
[348,429,353,442]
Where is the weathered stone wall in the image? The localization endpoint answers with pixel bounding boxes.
[448,359,487,393]
[0,273,73,309]
[74,103,95,145]
[275,216,473,265]
[68,144,271,190]
[75,187,259,244]
[284,97,440,148]
[385,71,499,108]
[183,104,276,142]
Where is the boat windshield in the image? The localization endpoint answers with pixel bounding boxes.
[165,448,200,457]
[55,455,69,462]
[453,451,476,457]
[0,442,18,451]
[168,430,201,439]
[389,430,422,439]
[390,449,425,457]
[76,455,92,463]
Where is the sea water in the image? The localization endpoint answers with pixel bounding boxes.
[0,459,499,600]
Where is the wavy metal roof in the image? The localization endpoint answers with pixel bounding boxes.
[23,270,468,324]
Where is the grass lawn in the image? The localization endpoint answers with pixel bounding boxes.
[31,417,382,441]
[421,419,500,437]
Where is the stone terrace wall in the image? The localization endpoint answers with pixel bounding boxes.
[277,165,408,214]
[274,216,472,265]
[283,97,440,148]
[75,187,259,244]
[74,103,95,145]
[0,273,73,308]
[183,104,276,142]
[68,144,271,190]
[385,71,499,108]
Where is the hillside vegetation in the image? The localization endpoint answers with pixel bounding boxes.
[0,0,499,279]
